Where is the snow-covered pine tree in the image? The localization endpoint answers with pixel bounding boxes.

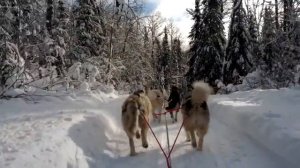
[275,0,280,30]
[293,18,300,85]
[73,0,105,60]
[20,0,32,44]
[143,26,149,49]
[172,38,184,86]
[45,0,55,66]
[186,0,225,87]
[185,0,202,86]
[0,0,25,89]
[224,0,253,85]
[1,0,45,83]
[261,7,278,70]
[48,0,70,77]
[167,21,180,84]
[260,6,293,88]
[46,0,54,34]
[56,0,70,58]
[169,38,177,85]
[0,2,10,87]
[142,26,155,82]
[160,27,171,89]
[0,1,11,42]
[247,11,260,66]
[282,0,293,32]
[18,0,45,65]
[154,37,163,89]
[0,42,25,90]
[9,0,21,45]
[281,3,300,87]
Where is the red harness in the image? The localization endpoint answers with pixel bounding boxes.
[154,107,181,117]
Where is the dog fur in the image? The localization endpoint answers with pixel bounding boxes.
[181,81,211,151]
[145,88,167,122]
[122,90,152,156]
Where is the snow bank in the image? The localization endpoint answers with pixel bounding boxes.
[0,89,122,168]
[210,88,300,166]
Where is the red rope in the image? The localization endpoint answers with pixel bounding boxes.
[168,120,185,158]
[141,115,168,159]
[154,107,181,117]
[141,113,185,168]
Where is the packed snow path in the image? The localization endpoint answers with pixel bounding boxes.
[0,88,299,168]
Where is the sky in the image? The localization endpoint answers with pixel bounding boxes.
[144,0,195,48]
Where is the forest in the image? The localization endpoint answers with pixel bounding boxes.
[0,0,299,97]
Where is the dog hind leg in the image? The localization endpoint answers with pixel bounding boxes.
[136,131,140,139]
[140,116,149,148]
[128,136,136,156]
[141,127,149,148]
[196,128,204,151]
[190,129,197,148]
[184,127,191,142]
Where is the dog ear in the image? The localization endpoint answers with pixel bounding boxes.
[143,83,150,94]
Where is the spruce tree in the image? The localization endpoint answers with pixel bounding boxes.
[260,6,296,88]
[248,11,260,65]
[154,37,162,88]
[283,0,293,32]
[186,0,202,85]
[50,0,71,76]
[186,0,225,87]
[10,0,21,44]
[172,38,184,85]
[261,7,278,71]
[0,1,11,42]
[160,27,171,89]
[46,0,54,34]
[74,0,104,60]
[224,0,253,84]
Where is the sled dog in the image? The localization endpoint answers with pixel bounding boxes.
[122,90,152,156]
[181,81,212,151]
[145,87,167,122]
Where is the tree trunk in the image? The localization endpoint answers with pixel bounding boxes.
[275,0,279,30]
[283,0,293,32]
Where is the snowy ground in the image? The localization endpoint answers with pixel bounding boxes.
[0,88,299,168]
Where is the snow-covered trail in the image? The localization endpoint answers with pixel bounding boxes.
[67,97,291,168]
[1,88,299,168]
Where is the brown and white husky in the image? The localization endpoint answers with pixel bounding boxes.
[181,81,212,151]
[121,90,152,156]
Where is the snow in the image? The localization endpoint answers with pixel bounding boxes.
[79,81,90,91]
[210,88,300,166]
[2,88,26,98]
[0,88,299,168]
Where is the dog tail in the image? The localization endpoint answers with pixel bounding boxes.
[191,81,212,104]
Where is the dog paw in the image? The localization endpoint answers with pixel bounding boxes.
[192,142,197,148]
[136,132,140,139]
[130,152,137,156]
[196,147,203,151]
[142,143,149,148]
